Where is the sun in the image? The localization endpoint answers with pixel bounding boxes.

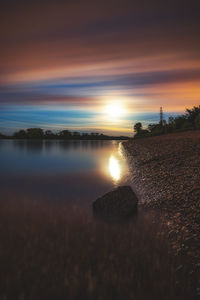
[105,102,125,119]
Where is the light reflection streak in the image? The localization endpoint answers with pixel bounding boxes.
[109,155,121,181]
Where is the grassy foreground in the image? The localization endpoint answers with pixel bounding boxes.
[0,194,198,300]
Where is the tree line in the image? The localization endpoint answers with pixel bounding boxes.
[134,105,200,138]
[0,128,130,140]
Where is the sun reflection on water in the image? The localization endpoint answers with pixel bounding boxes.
[109,155,121,181]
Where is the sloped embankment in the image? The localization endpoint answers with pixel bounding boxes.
[123,131,200,292]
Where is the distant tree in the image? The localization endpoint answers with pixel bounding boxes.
[72,132,80,137]
[165,117,175,133]
[13,129,27,139]
[133,122,150,138]
[148,124,157,132]
[82,133,89,139]
[168,116,175,124]
[45,130,55,138]
[148,123,162,135]
[0,133,5,139]
[26,128,44,139]
[181,121,193,130]
[173,115,188,130]
[134,122,142,133]
[195,114,200,129]
[186,105,200,126]
[45,130,53,136]
[59,130,72,139]
[5,127,129,140]
[132,104,200,139]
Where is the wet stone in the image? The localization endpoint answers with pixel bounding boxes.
[93,186,138,219]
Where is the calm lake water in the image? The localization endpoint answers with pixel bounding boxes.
[0,140,132,208]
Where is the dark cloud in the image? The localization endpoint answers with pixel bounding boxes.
[1,68,200,104]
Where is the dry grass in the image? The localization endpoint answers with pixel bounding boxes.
[0,196,198,300]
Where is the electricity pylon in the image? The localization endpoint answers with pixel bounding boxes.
[160,107,163,125]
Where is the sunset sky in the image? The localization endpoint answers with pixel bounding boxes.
[0,0,200,135]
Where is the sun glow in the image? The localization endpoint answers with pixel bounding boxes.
[109,155,121,181]
[105,102,125,119]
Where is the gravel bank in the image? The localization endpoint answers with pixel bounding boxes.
[123,131,200,293]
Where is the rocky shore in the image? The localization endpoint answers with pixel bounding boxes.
[123,131,200,293]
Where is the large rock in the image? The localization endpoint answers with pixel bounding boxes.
[93,186,138,219]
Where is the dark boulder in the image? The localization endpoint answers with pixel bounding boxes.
[93,186,138,219]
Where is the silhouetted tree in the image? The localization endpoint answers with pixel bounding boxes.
[13,129,27,139]
[173,115,188,129]
[45,130,56,139]
[72,132,80,138]
[5,128,129,140]
[0,133,5,139]
[133,122,149,138]
[82,133,88,137]
[26,128,44,139]
[59,130,72,139]
[186,105,200,126]
[133,104,200,139]
[195,114,200,129]
[134,122,142,133]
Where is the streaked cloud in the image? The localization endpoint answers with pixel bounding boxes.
[0,0,199,134]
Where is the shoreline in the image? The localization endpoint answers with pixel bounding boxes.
[123,131,200,291]
[0,137,130,141]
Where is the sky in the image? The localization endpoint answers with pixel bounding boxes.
[0,0,200,136]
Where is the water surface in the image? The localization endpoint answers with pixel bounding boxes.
[0,140,131,207]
